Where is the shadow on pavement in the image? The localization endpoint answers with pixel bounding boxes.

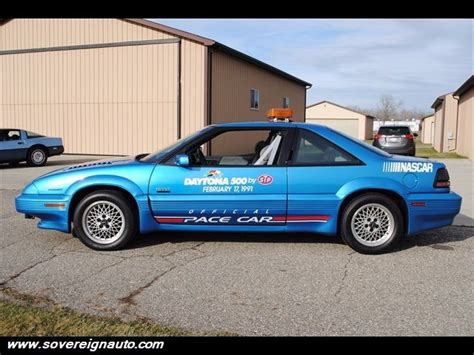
[395,225,473,252]
[128,231,346,250]
[122,225,473,253]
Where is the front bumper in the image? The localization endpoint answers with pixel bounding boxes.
[15,193,71,233]
[48,145,64,157]
[407,192,462,235]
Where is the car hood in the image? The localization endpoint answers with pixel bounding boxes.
[27,155,155,195]
[36,156,136,180]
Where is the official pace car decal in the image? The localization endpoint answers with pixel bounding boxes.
[155,209,330,224]
[383,162,433,173]
[184,170,274,193]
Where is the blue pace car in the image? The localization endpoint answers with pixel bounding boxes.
[1,129,64,166]
[15,109,461,254]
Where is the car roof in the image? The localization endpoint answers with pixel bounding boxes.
[211,121,324,129]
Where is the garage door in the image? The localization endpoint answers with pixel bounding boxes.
[307,118,359,139]
[1,40,179,155]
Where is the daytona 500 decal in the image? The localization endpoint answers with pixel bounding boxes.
[184,170,273,193]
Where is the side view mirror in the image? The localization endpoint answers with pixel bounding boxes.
[414,133,419,137]
[175,154,190,167]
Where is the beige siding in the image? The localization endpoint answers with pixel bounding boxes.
[307,118,359,138]
[433,105,444,152]
[180,40,207,137]
[1,43,179,155]
[0,18,174,51]
[0,19,208,155]
[421,115,434,144]
[365,117,374,140]
[432,94,458,152]
[211,51,306,123]
[443,94,459,151]
[456,87,473,159]
[306,102,371,140]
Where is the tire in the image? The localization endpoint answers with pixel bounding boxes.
[27,147,48,167]
[73,190,137,251]
[340,193,403,254]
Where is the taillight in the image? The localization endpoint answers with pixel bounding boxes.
[434,168,450,188]
[405,133,414,139]
[374,134,384,140]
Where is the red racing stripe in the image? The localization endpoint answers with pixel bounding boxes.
[273,215,330,222]
[286,215,330,221]
[155,217,185,223]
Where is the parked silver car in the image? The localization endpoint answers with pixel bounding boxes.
[372,126,417,156]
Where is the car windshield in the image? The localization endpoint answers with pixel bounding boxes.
[329,128,392,157]
[378,126,411,135]
[141,127,212,162]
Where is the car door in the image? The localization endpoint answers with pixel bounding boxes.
[0,129,28,162]
[148,127,293,227]
[286,128,365,231]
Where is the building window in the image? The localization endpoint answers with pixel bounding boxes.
[250,89,260,110]
[283,96,290,108]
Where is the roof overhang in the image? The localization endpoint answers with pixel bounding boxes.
[125,19,311,88]
[453,75,474,97]
[307,100,374,118]
[431,96,444,109]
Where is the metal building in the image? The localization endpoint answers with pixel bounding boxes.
[305,100,374,140]
[0,18,310,155]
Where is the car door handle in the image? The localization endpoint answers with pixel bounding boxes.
[17,141,24,145]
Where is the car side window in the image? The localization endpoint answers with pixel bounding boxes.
[168,129,287,167]
[293,129,357,165]
[5,130,21,141]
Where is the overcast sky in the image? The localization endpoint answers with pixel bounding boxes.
[152,19,473,112]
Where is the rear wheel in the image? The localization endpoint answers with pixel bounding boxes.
[340,193,403,254]
[27,147,48,167]
[73,190,137,250]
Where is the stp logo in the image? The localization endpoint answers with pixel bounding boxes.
[258,174,273,185]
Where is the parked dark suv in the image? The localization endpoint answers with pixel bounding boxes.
[372,126,417,156]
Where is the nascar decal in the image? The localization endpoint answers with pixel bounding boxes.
[184,170,274,193]
[383,162,433,173]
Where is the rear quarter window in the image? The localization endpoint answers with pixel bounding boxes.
[26,131,45,138]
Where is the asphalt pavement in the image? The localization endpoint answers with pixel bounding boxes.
[0,155,472,335]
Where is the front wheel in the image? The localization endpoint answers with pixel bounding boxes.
[73,190,137,250]
[340,193,403,254]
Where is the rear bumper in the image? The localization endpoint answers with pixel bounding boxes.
[15,193,70,233]
[373,144,415,156]
[48,145,64,157]
[407,192,462,235]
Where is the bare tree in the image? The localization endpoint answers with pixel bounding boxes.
[376,95,402,123]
